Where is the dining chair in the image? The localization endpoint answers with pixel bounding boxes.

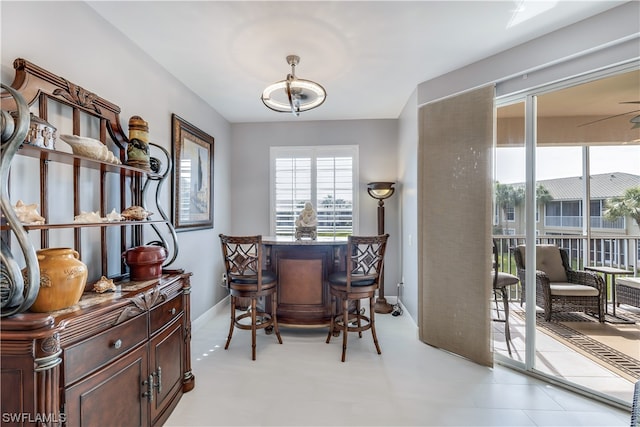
[219,234,282,360]
[326,234,389,362]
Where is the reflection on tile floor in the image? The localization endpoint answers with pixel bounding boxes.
[166,302,632,426]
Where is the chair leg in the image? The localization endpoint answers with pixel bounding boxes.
[326,295,335,344]
[225,296,236,350]
[356,300,362,338]
[369,296,381,355]
[493,289,502,319]
[501,287,512,356]
[272,292,283,344]
[341,298,349,362]
[251,297,257,361]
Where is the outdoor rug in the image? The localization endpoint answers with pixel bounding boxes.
[512,308,640,382]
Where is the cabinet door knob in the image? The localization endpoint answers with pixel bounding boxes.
[169,307,176,315]
[112,339,122,349]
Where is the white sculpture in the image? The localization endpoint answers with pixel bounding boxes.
[295,201,317,240]
[295,201,318,227]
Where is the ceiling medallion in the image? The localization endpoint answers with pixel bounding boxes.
[261,55,326,116]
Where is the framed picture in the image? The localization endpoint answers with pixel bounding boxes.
[171,114,214,231]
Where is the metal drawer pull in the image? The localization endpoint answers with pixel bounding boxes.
[112,339,122,349]
[155,366,162,394]
[142,374,154,402]
[169,307,176,315]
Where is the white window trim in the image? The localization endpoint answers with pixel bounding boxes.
[269,145,359,236]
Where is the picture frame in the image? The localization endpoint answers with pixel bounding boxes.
[171,114,214,231]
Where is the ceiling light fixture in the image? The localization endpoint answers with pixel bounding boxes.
[261,55,326,117]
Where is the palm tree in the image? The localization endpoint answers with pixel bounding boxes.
[603,186,640,229]
[495,183,524,235]
[536,184,553,220]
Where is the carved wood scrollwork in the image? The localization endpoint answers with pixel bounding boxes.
[114,287,168,325]
[53,80,101,114]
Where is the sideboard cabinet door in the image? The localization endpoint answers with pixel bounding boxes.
[149,318,184,425]
[64,345,149,427]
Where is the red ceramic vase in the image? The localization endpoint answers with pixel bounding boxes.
[123,245,167,281]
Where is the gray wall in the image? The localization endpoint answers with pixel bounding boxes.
[1,1,232,321]
[396,90,419,321]
[230,120,401,290]
[2,1,638,326]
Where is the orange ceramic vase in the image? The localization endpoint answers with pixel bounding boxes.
[29,248,88,312]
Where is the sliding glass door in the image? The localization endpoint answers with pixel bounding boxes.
[494,67,639,406]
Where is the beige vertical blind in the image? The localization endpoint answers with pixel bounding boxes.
[418,85,495,366]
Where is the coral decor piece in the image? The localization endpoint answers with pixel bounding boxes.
[92,276,117,293]
[105,208,124,222]
[73,211,102,223]
[121,205,152,221]
[13,200,45,225]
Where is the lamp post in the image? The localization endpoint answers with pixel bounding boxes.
[367,182,395,314]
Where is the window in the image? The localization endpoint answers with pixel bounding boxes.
[270,146,358,237]
[590,199,625,229]
[505,205,515,222]
[545,200,582,228]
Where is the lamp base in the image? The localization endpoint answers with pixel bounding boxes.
[374,297,394,314]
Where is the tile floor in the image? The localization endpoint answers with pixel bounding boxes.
[492,304,638,403]
[165,302,632,426]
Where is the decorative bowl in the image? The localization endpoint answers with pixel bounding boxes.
[59,134,121,165]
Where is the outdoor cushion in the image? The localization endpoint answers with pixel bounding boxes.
[518,245,568,282]
[494,271,520,289]
[617,277,640,289]
[536,245,569,282]
[549,283,599,297]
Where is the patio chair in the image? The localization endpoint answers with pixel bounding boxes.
[492,240,520,355]
[514,244,605,322]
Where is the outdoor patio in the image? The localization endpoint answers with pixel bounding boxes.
[492,302,639,404]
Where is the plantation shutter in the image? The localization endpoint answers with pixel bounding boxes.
[272,146,357,237]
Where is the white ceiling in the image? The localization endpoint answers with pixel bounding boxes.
[87,1,628,124]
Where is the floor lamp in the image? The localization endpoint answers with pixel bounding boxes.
[367,182,395,314]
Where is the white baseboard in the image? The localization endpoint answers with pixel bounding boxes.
[192,295,229,333]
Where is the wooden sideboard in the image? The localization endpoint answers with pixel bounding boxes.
[263,236,347,326]
[1,272,194,427]
[1,58,194,426]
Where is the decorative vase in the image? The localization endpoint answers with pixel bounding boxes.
[123,245,167,281]
[28,248,88,312]
[126,115,151,171]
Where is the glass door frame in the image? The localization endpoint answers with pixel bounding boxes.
[494,60,639,409]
